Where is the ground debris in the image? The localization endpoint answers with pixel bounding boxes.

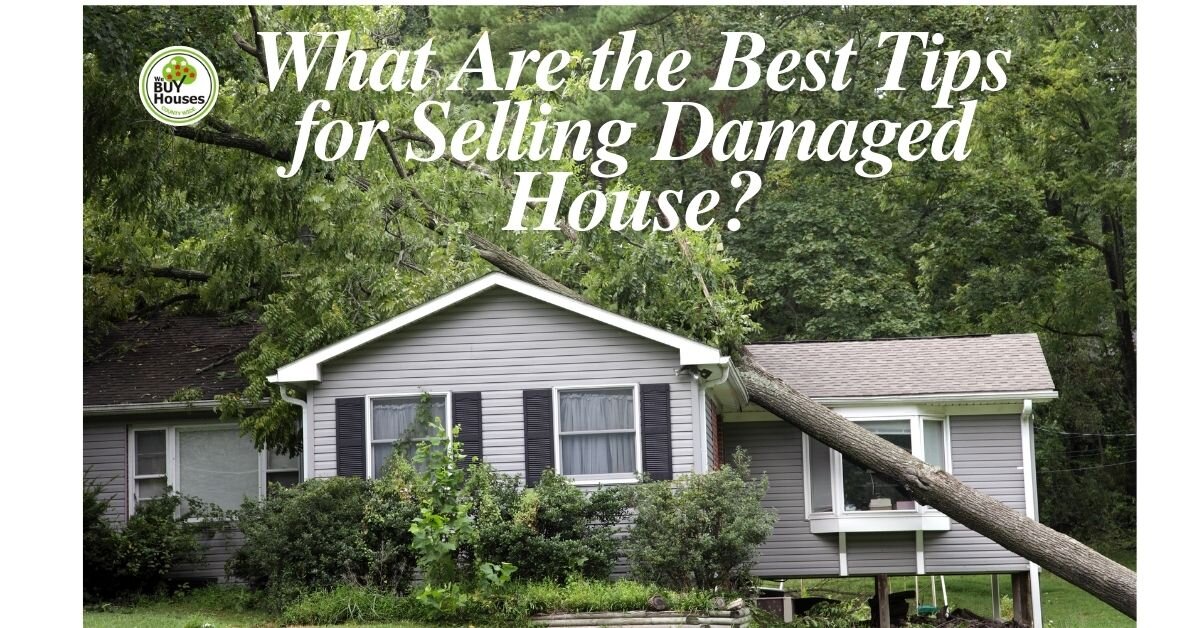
[908,606,1023,627]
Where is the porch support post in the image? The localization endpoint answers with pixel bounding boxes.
[991,574,1002,620]
[1012,571,1034,626]
[873,574,891,628]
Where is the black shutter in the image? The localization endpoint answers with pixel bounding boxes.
[523,388,555,487]
[453,391,484,468]
[334,397,366,478]
[640,383,673,481]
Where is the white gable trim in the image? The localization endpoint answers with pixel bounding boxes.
[269,273,722,384]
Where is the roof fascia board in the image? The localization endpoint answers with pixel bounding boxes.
[272,273,721,384]
[813,390,1059,406]
[84,400,222,416]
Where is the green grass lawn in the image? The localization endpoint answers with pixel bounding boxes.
[780,549,1135,628]
[84,550,1135,627]
[82,595,430,628]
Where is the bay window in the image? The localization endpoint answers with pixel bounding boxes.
[367,394,449,478]
[804,414,950,533]
[555,386,640,481]
[128,425,301,512]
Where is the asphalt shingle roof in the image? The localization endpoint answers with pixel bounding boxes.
[84,316,260,407]
[744,333,1055,398]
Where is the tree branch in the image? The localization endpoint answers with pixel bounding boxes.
[85,261,211,282]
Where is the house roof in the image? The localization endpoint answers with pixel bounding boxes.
[744,334,1056,401]
[84,316,260,408]
[270,273,724,384]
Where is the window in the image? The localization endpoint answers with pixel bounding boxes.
[266,448,301,492]
[133,430,168,506]
[804,413,951,532]
[129,425,301,512]
[841,421,916,512]
[177,428,259,510]
[556,386,639,480]
[368,394,448,478]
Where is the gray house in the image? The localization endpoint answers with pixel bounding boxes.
[84,273,1055,626]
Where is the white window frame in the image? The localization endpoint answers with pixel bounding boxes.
[127,423,300,515]
[803,412,953,533]
[364,391,452,479]
[130,427,171,509]
[552,383,642,485]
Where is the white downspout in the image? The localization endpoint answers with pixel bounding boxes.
[278,384,310,481]
[698,357,734,472]
[1021,399,1043,628]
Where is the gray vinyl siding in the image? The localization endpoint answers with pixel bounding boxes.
[724,413,1031,578]
[84,422,128,524]
[311,287,696,482]
[846,533,918,575]
[924,414,1028,573]
[171,529,245,582]
[722,421,841,577]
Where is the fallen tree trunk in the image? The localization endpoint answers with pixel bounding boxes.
[737,359,1136,619]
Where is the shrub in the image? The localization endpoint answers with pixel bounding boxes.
[229,475,419,608]
[83,482,121,601]
[467,465,631,583]
[626,448,777,590]
[117,492,219,596]
[83,481,225,601]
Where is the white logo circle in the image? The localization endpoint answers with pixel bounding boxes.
[138,46,219,126]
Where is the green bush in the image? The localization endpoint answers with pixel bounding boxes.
[83,482,121,601]
[467,465,631,583]
[627,448,777,590]
[83,484,221,601]
[229,475,419,608]
[117,492,214,596]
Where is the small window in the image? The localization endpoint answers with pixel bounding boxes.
[923,419,947,471]
[808,439,834,513]
[133,430,168,505]
[557,387,637,478]
[266,448,301,493]
[369,395,447,478]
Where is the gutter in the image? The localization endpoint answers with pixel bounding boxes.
[84,399,225,416]
[277,384,312,481]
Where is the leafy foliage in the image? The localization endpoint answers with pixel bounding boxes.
[280,579,724,626]
[466,465,631,583]
[83,486,223,600]
[83,483,123,602]
[229,475,418,608]
[627,448,777,590]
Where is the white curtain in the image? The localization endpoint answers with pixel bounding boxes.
[371,397,445,476]
[559,389,635,475]
[372,397,444,440]
[177,429,259,510]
